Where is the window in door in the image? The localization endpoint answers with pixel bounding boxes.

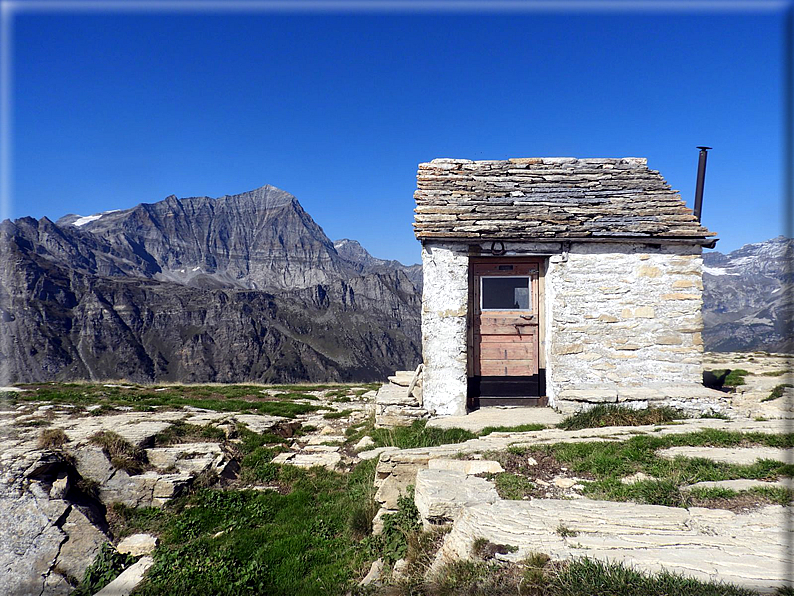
[480,276,531,311]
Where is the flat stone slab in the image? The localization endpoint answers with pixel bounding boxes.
[427,407,563,432]
[415,469,500,529]
[427,458,504,475]
[146,442,226,475]
[657,446,794,465]
[56,412,185,446]
[117,533,158,556]
[375,383,417,405]
[231,414,285,433]
[359,446,400,461]
[272,451,341,470]
[434,499,792,593]
[95,555,154,596]
[306,435,345,445]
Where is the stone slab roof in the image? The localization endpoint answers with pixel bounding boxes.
[414,157,716,242]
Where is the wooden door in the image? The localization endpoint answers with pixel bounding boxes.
[470,259,542,403]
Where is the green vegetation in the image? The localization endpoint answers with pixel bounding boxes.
[72,543,138,596]
[370,419,477,450]
[128,463,379,595]
[38,427,68,450]
[556,524,579,538]
[558,405,681,431]
[503,430,794,508]
[546,557,757,596]
[109,504,171,540]
[367,488,421,564]
[762,384,793,402]
[761,370,790,377]
[90,431,148,475]
[493,473,536,500]
[323,409,354,420]
[403,555,758,596]
[688,484,794,506]
[12,383,325,418]
[479,423,546,436]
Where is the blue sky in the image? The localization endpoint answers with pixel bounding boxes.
[8,3,789,265]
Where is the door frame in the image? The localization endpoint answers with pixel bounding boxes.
[467,256,548,407]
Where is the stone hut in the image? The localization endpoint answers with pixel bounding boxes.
[414,157,718,416]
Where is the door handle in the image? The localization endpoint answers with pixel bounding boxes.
[514,322,535,335]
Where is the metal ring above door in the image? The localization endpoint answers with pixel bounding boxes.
[490,241,506,256]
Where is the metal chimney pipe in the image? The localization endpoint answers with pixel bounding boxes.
[693,146,711,221]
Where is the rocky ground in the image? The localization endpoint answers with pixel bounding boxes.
[384,417,791,593]
[703,351,793,419]
[0,382,378,595]
[1,353,791,595]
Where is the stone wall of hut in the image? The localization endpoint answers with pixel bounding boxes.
[420,240,705,416]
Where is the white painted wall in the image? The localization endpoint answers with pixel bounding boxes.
[421,242,469,416]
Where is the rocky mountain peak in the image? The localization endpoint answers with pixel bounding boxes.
[702,235,792,352]
[219,184,296,208]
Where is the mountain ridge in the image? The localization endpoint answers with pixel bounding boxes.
[702,235,791,353]
[1,185,422,383]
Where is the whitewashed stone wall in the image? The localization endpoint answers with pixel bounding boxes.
[546,242,704,411]
[421,242,468,416]
[420,240,707,417]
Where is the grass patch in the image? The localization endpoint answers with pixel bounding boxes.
[132,461,378,595]
[761,370,790,377]
[72,543,138,596]
[556,524,579,538]
[323,409,354,420]
[90,431,148,475]
[38,428,68,450]
[108,504,171,540]
[762,384,793,402]
[548,557,757,596]
[12,383,322,418]
[494,430,794,509]
[370,420,477,450]
[479,423,546,436]
[493,473,535,500]
[366,487,420,564]
[420,555,758,596]
[558,405,681,431]
[749,485,794,505]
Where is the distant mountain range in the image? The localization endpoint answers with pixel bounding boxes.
[0,185,788,384]
[0,185,421,383]
[702,235,792,353]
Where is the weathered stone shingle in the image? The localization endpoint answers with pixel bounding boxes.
[413,157,716,241]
